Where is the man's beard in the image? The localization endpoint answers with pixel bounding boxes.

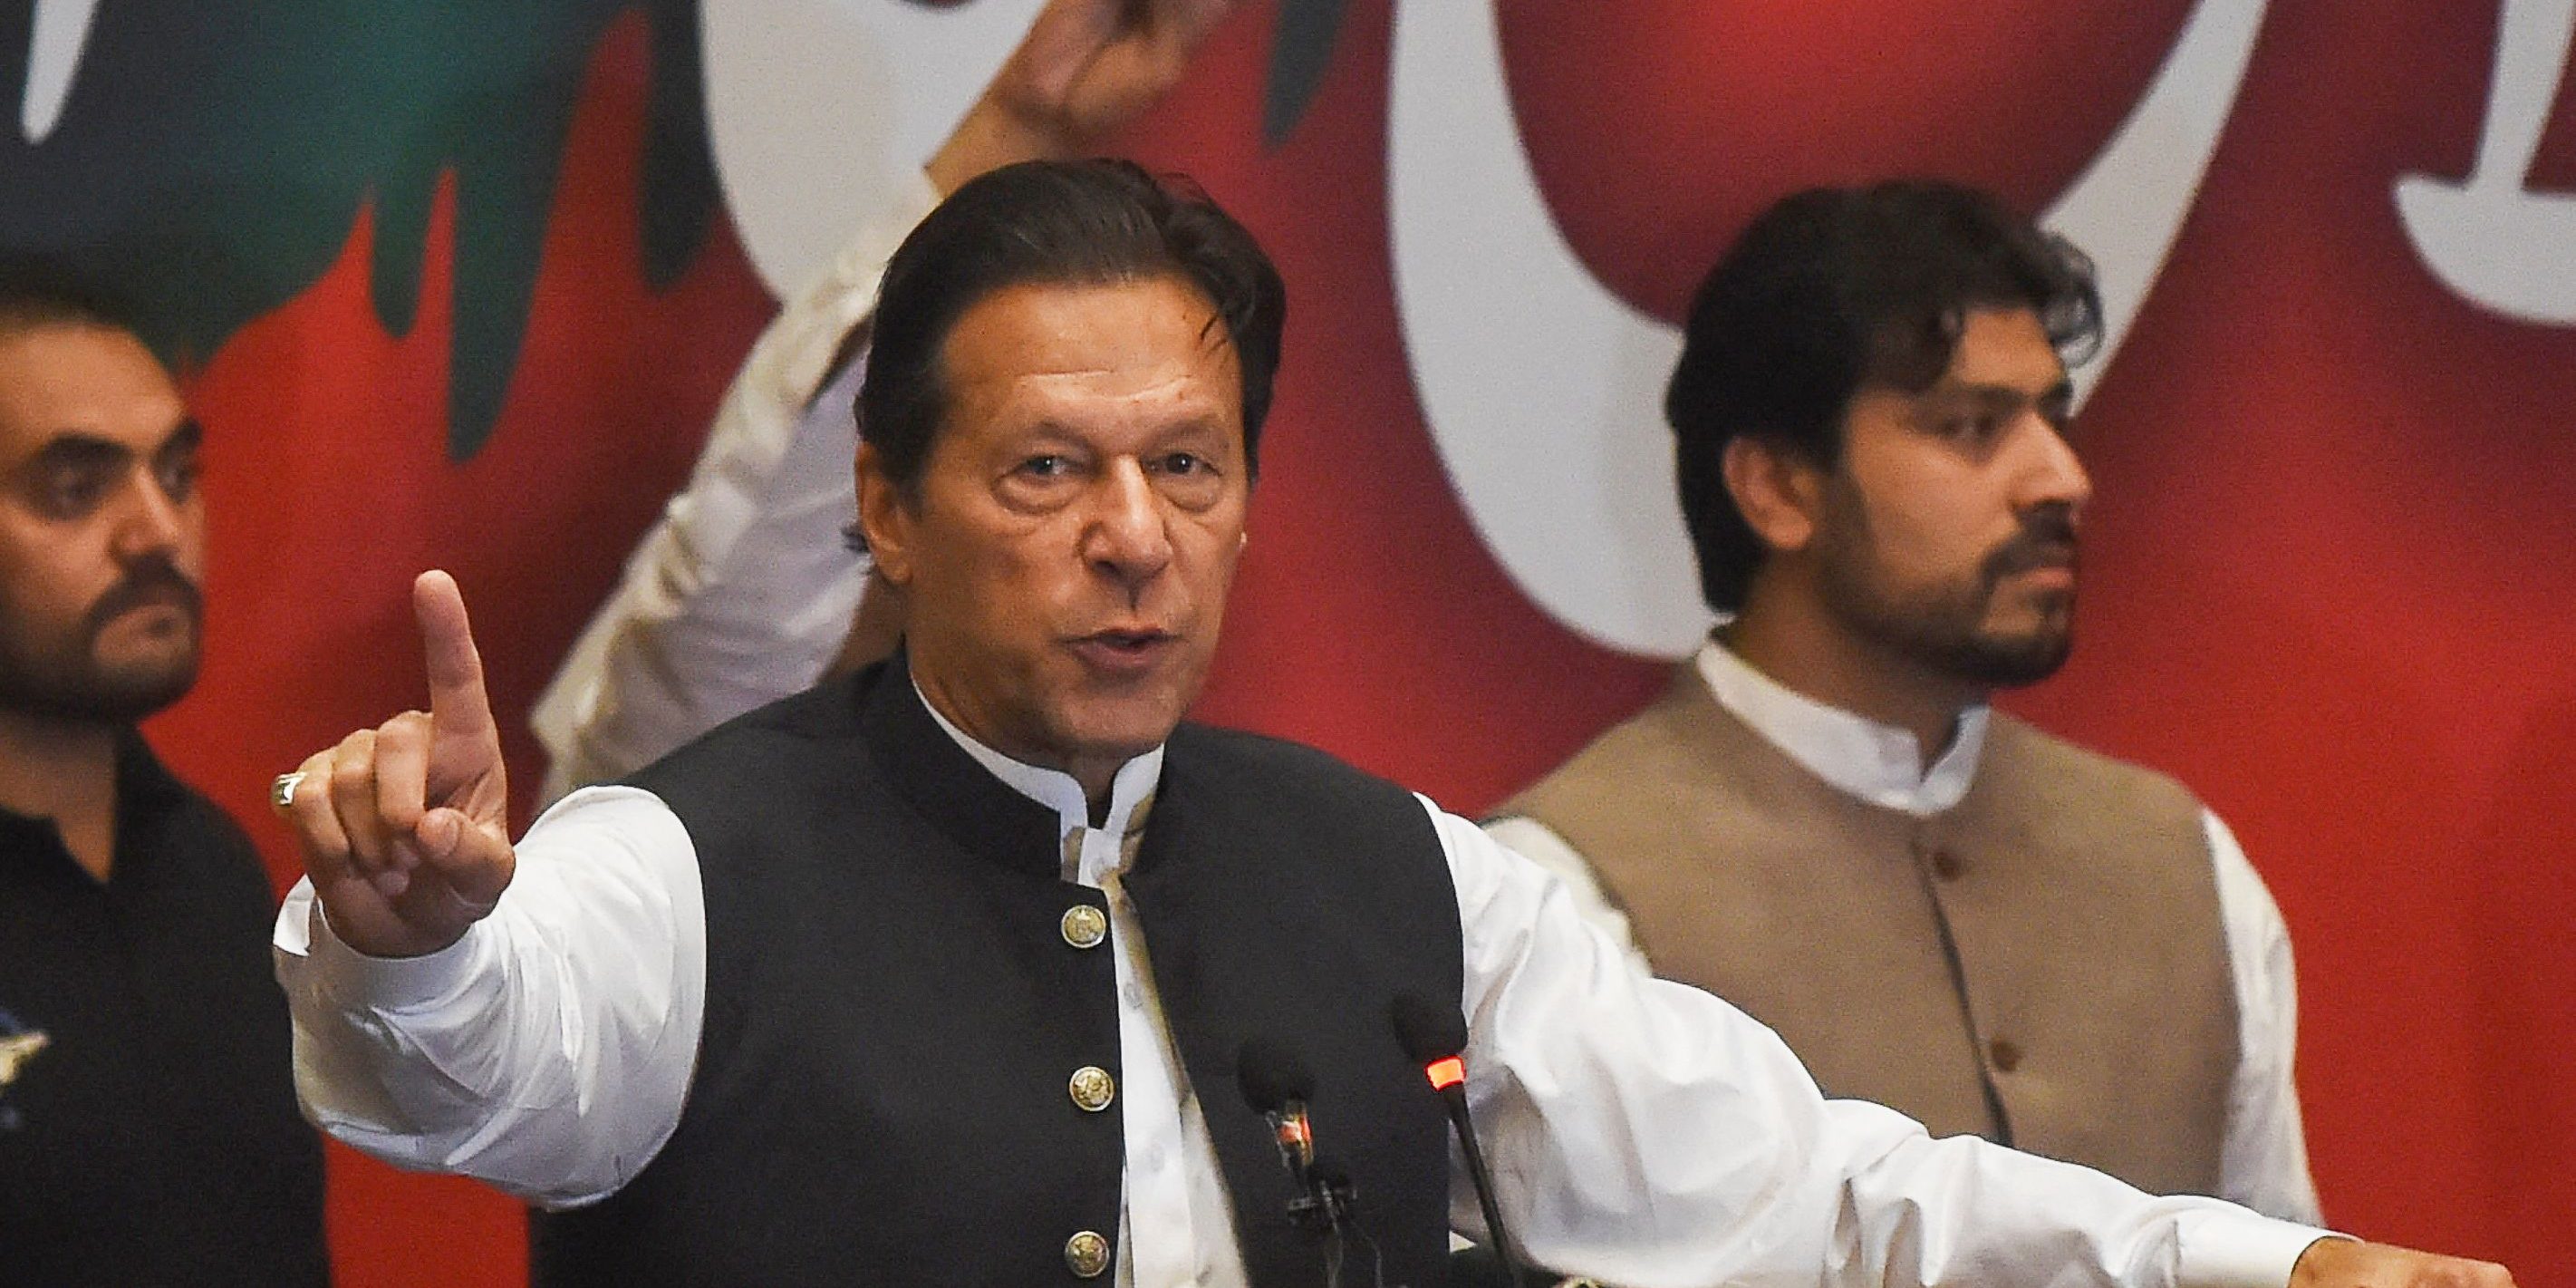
[0,558,203,724]
[1815,498,2078,690]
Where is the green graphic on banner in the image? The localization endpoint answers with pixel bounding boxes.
[1264,0,1353,147]
[0,2,719,460]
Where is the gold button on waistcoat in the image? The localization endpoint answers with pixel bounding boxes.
[1989,1038,2023,1073]
[1064,1229,1111,1278]
[1915,837,1965,882]
[1060,904,1108,949]
[1068,1065,1116,1112]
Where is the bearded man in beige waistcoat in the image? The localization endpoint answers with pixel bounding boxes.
[1489,179,2321,1223]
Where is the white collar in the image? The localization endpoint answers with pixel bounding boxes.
[912,677,1164,845]
[1693,639,1985,817]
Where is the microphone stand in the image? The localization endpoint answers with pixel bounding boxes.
[1239,1040,1384,1287]
[1389,993,1539,1288]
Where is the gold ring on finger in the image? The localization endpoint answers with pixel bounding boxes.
[270,770,308,812]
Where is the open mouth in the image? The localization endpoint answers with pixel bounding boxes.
[1070,629,1178,673]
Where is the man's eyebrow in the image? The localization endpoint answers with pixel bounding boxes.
[24,431,135,471]
[1157,412,1233,437]
[158,418,204,457]
[1931,380,2073,407]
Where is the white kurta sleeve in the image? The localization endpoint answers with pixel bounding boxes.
[1478,813,1654,975]
[1428,799,2330,1288]
[270,787,708,1207]
[2204,809,2323,1224]
[529,171,941,803]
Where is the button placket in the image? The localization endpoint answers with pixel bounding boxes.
[1907,821,2014,1143]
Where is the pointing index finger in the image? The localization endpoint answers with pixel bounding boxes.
[414,570,495,742]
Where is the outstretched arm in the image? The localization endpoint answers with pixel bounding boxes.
[1435,802,2513,1288]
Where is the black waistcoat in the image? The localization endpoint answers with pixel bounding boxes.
[530,663,1464,1287]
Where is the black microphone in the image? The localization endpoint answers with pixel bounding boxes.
[1237,1038,1355,1236]
[1237,1038,1318,1186]
[1389,993,1534,1288]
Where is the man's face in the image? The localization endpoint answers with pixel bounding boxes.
[0,324,204,724]
[1809,305,2088,688]
[861,276,1249,785]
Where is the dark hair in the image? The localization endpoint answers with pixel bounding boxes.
[0,257,146,340]
[1664,179,2101,613]
[857,158,1285,499]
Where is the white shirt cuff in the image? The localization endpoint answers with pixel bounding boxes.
[290,883,495,1014]
[2179,1212,2340,1287]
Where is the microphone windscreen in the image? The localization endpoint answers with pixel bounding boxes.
[1236,1037,1317,1111]
[1389,993,1470,1066]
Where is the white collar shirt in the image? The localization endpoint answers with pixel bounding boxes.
[1692,637,1988,817]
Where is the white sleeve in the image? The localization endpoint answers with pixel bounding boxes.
[528,171,942,803]
[269,787,708,1208]
[1429,799,2330,1288]
[2205,809,2323,1224]
[1478,814,1654,976]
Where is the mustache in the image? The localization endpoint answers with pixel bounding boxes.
[1982,506,2080,581]
[84,557,202,635]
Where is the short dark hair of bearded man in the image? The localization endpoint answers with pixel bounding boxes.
[1664,180,2102,618]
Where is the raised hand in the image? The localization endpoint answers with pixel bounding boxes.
[928,0,1243,193]
[280,570,516,958]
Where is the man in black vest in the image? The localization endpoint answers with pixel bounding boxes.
[0,266,330,1283]
[269,133,2511,1288]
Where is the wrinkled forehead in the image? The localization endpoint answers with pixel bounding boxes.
[936,276,1245,434]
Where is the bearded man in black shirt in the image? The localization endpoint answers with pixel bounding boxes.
[0,265,329,1284]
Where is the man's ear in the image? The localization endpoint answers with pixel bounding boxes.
[1721,435,1824,556]
[854,442,914,587]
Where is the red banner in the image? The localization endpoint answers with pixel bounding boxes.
[44,1,2568,1279]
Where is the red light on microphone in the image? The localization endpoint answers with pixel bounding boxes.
[1274,1114,1313,1153]
[1423,1056,1465,1091]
